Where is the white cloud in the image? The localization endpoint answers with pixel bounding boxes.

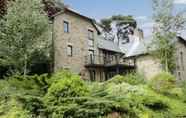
[174,0,186,4]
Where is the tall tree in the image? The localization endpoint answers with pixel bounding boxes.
[112,15,137,45]
[100,15,137,44]
[0,0,49,77]
[100,18,114,41]
[43,0,63,17]
[152,0,186,72]
[0,0,62,18]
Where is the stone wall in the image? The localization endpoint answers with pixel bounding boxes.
[53,11,99,80]
[135,40,186,81]
[136,55,162,80]
[175,41,186,81]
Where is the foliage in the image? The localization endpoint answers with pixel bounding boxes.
[0,0,49,76]
[28,49,52,75]
[148,72,176,94]
[107,73,145,85]
[0,0,62,18]
[180,81,186,103]
[44,72,89,102]
[44,71,90,117]
[152,0,186,72]
[0,74,50,118]
[152,32,176,73]
[100,15,137,43]
[0,0,8,18]
[0,98,31,118]
[43,0,63,17]
[0,71,186,118]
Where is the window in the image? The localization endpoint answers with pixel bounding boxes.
[100,71,103,82]
[88,30,94,47]
[88,30,94,39]
[64,21,69,33]
[88,50,94,56]
[89,70,96,81]
[180,51,184,70]
[178,72,182,80]
[67,45,73,56]
[88,50,94,64]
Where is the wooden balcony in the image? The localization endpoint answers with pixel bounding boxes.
[85,55,136,68]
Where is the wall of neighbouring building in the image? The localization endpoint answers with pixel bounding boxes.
[53,11,99,80]
[175,41,186,81]
[135,55,162,80]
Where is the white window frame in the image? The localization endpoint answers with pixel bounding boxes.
[88,30,94,47]
[67,45,73,57]
[64,21,69,33]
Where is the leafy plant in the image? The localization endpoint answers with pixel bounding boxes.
[0,0,50,76]
[107,73,145,85]
[148,72,176,94]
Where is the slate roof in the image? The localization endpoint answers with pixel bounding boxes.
[121,35,186,58]
[52,7,101,34]
[97,36,123,53]
[120,36,153,57]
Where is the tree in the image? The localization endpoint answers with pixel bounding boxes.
[112,15,137,45]
[100,15,137,45]
[0,0,7,18]
[0,0,49,77]
[152,0,186,72]
[100,18,115,41]
[43,0,63,17]
[0,0,62,18]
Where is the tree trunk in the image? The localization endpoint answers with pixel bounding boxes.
[165,52,169,72]
[23,54,27,78]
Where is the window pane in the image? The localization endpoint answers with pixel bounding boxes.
[88,50,94,56]
[67,45,72,56]
[88,50,94,64]
[88,30,94,39]
[88,39,94,47]
[64,21,69,33]
[88,30,94,47]
[90,70,96,81]
[180,52,184,70]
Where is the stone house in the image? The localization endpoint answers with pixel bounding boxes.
[52,3,186,81]
[121,36,186,80]
[52,7,135,81]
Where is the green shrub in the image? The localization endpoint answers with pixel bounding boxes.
[1,71,186,118]
[107,73,145,85]
[20,95,46,117]
[0,98,31,118]
[44,71,89,103]
[5,74,49,96]
[180,81,186,103]
[49,70,73,83]
[0,80,10,100]
[166,87,184,99]
[44,71,90,117]
[148,72,176,94]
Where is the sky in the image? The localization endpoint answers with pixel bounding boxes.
[64,0,186,37]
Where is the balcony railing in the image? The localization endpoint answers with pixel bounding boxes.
[123,59,136,67]
[85,55,136,67]
[85,55,118,66]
